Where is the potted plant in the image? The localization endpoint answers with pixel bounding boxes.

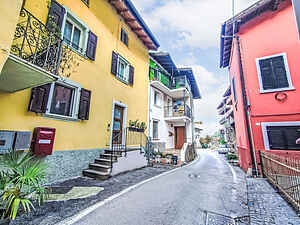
[137,122,147,132]
[0,151,49,223]
[128,120,137,131]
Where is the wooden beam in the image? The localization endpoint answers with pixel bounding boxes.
[132,27,142,31]
[125,18,136,23]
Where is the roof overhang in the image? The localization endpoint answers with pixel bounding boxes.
[149,52,177,75]
[164,116,191,123]
[220,0,287,68]
[177,68,201,99]
[109,0,160,50]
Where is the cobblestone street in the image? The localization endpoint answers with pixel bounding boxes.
[247,178,299,225]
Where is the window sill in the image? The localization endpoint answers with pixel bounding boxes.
[62,42,86,59]
[153,104,162,109]
[260,87,295,94]
[43,113,79,122]
[115,76,129,85]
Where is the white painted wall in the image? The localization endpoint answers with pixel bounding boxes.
[149,85,193,150]
[111,151,148,176]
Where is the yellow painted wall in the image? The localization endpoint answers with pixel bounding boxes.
[0,0,23,72]
[0,0,150,151]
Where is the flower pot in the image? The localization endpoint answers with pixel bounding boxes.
[137,128,144,132]
[128,127,137,132]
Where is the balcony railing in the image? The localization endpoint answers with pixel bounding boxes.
[164,104,191,118]
[150,67,191,92]
[10,8,62,75]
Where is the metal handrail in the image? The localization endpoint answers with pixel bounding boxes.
[164,104,191,118]
[259,151,300,212]
[11,8,63,75]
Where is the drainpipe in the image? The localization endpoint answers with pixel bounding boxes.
[235,36,258,176]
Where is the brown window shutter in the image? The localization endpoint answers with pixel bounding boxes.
[28,84,52,113]
[129,65,134,86]
[111,51,118,76]
[78,88,91,120]
[86,31,98,61]
[47,0,66,31]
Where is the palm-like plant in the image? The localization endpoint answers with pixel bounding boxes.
[0,151,49,221]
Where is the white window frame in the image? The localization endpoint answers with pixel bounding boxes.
[153,91,161,107]
[152,120,159,139]
[44,78,81,121]
[256,53,295,93]
[61,7,89,56]
[261,121,300,150]
[116,55,130,83]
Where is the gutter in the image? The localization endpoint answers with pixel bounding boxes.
[235,36,258,176]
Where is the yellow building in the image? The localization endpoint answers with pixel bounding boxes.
[0,0,159,182]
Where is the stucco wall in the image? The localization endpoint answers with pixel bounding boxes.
[0,0,149,152]
[0,0,23,72]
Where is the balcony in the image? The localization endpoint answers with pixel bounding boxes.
[0,8,61,92]
[150,68,191,99]
[164,104,191,122]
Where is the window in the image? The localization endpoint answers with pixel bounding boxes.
[262,122,300,150]
[28,79,92,121]
[121,28,129,46]
[117,55,130,83]
[111,51,134,85]
[62,8,89,54]
[153,121,159,139]
[256,53,294,93]
[47,80,81,119]
[154,91,160,106]
[232,77,237,102]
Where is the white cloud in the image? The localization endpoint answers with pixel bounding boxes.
[139,0,258,49]
[191,65,228,135]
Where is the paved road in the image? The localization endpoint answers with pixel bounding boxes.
[74,150,249,225]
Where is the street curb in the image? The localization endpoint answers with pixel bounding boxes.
[57,154,200,225]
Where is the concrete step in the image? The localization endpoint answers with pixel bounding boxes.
[104,149,123,156]
[82,169,110,180]
[95,158,116,165]
[100,153,118,160]
[89,163,111,172]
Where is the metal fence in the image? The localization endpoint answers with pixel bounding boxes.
[259,151,300,212]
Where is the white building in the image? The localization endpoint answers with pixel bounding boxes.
[148,52,201,154]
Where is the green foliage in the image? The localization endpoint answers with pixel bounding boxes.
[219,139,226,145]
[0,151,49,220]
[226,153,238,161]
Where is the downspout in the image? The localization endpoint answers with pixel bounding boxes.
[235,36,258,176]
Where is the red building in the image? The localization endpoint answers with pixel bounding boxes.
[220,0,300,175]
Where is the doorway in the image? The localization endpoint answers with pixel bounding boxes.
[112,105,124,144]
[175,127,185,149]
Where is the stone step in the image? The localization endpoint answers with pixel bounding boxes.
[82,169,110,180]
[89,163,111,172]
[95,158,116,165]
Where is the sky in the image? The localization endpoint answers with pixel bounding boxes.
[134,0,259,136]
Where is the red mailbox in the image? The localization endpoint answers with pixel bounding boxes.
[32,127,56,156]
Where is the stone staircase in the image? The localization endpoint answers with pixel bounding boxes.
[82,149,123,180]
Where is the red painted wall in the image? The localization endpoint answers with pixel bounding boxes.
[229,1,300,172]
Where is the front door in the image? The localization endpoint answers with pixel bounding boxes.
[112,105,124,144]
[175,127,185,149]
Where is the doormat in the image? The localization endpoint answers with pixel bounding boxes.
[47,186,104,202]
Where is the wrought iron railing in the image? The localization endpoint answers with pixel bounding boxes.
[164,104,191,118]
[10,8,62,75]
[259,151,300,212]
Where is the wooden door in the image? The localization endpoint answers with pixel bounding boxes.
[112,105,124,144]
[175,127,185,149]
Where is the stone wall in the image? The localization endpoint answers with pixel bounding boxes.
[44,149,104,184]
